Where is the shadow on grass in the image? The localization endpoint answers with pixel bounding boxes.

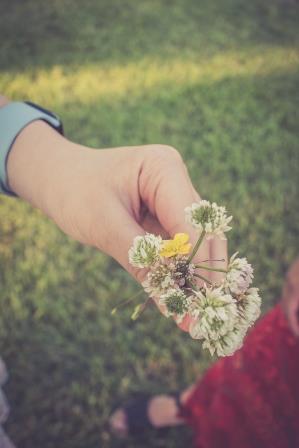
[0,0,299,72]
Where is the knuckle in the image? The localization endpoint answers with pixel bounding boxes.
[148,144,183,166]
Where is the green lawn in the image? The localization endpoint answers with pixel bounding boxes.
[0,1,299,447]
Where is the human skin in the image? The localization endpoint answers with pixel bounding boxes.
[281,258,299,337]
[1,95,228,331]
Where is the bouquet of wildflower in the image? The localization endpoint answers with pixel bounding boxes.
[124,200,261,357]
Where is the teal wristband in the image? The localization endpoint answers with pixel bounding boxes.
[0,101,63,196]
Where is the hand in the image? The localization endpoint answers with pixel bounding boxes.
[281,258,299,337]
[7,120,227,331]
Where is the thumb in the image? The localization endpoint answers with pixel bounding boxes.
[138,147,212,332]
[139,147,210,279]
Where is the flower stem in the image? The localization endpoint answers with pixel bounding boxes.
[194,273,212,285]
[187,231,206,263]
[186,280,199,291]
[111,289,144,315]
[195,265,227,274]
[131,297,152,320]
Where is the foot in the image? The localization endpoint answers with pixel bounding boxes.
[109,387,194,437]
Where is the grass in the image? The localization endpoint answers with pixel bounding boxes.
[0,0,299,447]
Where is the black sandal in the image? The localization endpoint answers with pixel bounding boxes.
[110,391,184,437]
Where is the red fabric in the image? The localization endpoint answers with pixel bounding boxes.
[182,304,299,448]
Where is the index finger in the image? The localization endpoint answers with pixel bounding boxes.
[140,147,211,282]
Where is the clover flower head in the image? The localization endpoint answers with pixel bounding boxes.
[159,288,191,322]
[129,233,162,268]
[201,288,261,356]
[142,256,195,297]
[202,325,246,357]
[142,261,175,296]
[185,200,232,238]
[189,286,238,342]
[172,256,196,287]
[226,252,254,294]
[239,287,261,326]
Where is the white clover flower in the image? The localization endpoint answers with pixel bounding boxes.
[203,288,262,357]
[185,200,232,239]
[239,287,261,326]
[128,233,162,268]
[225,252,254,294]
[142,262,175,297]
[172,257,196,287]
[159,288,192,322]
[142,256,196,297]
[202,325,246,357]
[202,288,261,357]
[189,286,238,341]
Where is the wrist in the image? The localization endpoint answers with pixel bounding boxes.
[6,120,79,215]
[0,96,10,108]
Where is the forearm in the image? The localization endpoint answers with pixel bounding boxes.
[0,96,87,218]
[6,120,74,214]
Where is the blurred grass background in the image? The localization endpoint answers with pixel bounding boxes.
[0,0,299,447]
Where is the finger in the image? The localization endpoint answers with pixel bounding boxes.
[174,312,197,332]
[104,205,190,325]
[101,200,201,333]
[141,154,210,282]
[96,201,147,284]
[209,235,228,285]
[140,209,169,239]
[178,232,227,332]
[100,202,196,330]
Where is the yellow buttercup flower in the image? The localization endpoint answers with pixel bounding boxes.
[159,233,192,258]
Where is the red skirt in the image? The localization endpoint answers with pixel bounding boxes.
[183,304,299,448]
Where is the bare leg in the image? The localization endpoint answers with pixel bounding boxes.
[109,384,196,436]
